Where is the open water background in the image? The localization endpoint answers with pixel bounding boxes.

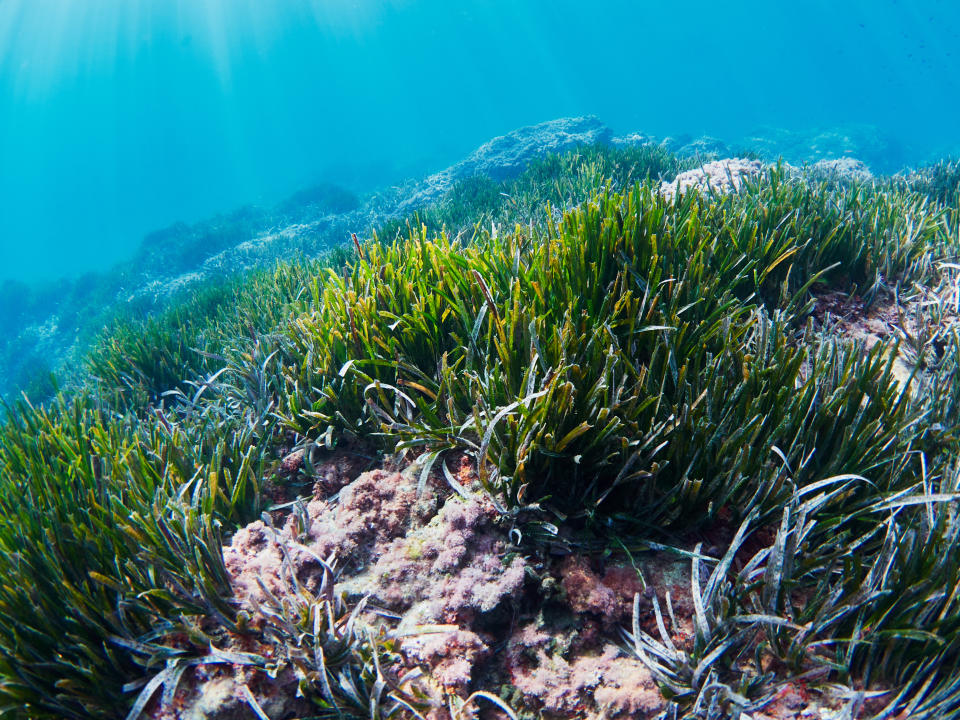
[1,0,958,284]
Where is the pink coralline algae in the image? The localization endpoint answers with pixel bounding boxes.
[347,496,525,623]
[218,458,676,718]
[505,625,661,718]
[560,556,644,624]
[400,629,490,691]
[224,469,418,605]
[278,448,305,475]
[224,463,528,697]
[357,494,528,623]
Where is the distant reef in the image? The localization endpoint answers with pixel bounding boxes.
[0,116,946,398]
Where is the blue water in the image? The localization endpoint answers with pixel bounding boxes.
[1,0,958,284]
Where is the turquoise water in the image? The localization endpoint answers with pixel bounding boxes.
[0,0,958,284]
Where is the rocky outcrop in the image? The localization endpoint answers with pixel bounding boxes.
[610,130,657,148]
[127,117,615,304]
[660,158,764,200]
[448,116,613,182]
[738,124,904,173]
[657,155,874,200]
[164,453,681,719]
[807,157,874,182]
[395,116,612,213]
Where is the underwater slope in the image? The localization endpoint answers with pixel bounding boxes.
[0,140,959,719]
[0,116,608,400]
[0,116,912,401]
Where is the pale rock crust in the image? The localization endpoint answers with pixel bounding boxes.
[505,626,662,719]
[660,158,764,200]
[224,469,419,606]
[396,116,612,213]
[809,157,874,182]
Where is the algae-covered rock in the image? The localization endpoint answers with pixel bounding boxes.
[808,157,874,182]
[661,157,764,199]
[395,116,612,213]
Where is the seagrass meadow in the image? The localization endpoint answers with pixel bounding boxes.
[2,146,960,719]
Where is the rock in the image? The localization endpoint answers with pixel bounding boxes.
[278,448,304,475]
[676,135,731,159]
[659,133,692,154]
[177,677,242,720]
[451,116,612,181]
[738,125,905,173]
[400,628,489,691]
[131,117,617,303]
[660,158,764,200]
[808,157,874,182]
[610,131,656,147]
[623,132,730,159]
[217,459,530,713]
[351,493,528,624]
[224,468,420,606]
[395,116,613,213]
[505,633,661,719]
[149,667,310,720]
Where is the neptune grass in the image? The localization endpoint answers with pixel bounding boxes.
[378,142,695,243]
[0,151,957,718]
[0,391,267,718]
[905,158,960,209]
[86,253,349,410]
[279,172,948,527]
